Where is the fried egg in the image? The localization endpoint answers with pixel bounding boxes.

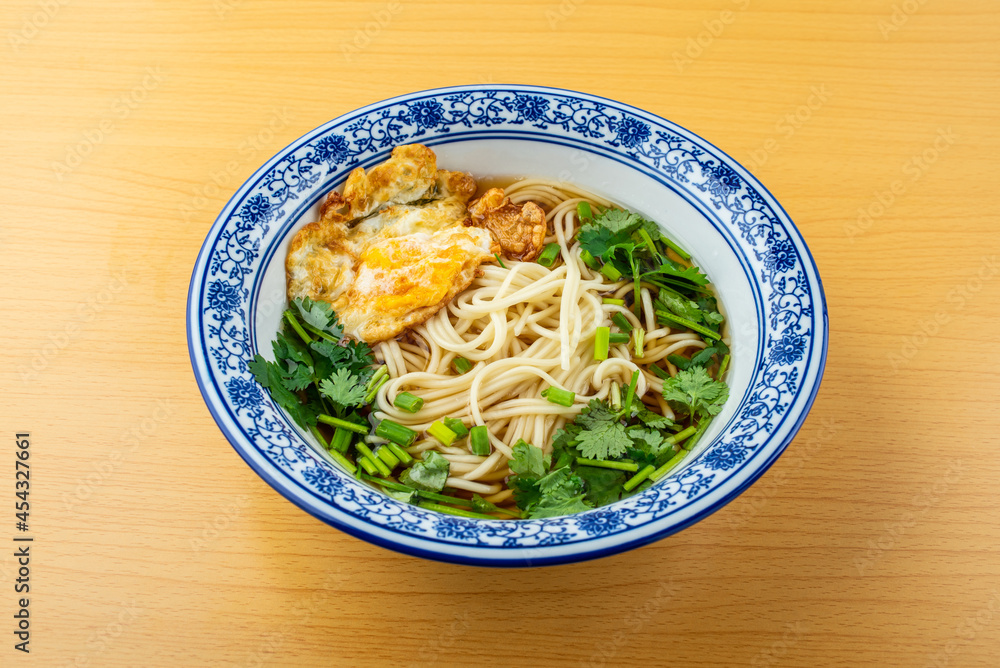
[286,144,494,342]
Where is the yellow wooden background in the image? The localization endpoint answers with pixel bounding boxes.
[2,0,999,665]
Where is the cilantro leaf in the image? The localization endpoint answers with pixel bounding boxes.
[627,446,658,469]
[527,467,592,519]
[255,334,315,392]
[575,399,619,429]
[564,399,634,460]
[549,425,581,470]
[668,347,719,373]
[635,408,676,430]
[576,466,626,507]
[627,427,673,468]
[696,295,725,325]
[309,338,375,386]
[510,475,542,512]
[667,354,692,371]
[509,440,548,478]
[575,421,632,460]
[342,339,374,372]
[309,338,348,363]
[646,262,710,287]
[704,311,725,326]
[577,208,645,262]
[531,494,592,519]
[399,451,450,492]
[248,354,277,389]
[291,297,344,338]
[661,366,729,419]
[248,354,318,428]
[654,291,705,324]
[629,427,668,453]
[272,331,313,367]
[576,225,618,258]
[589,208,646,235]
[318,368,368,408]
[689,347,719,367]
[280,361,314,392]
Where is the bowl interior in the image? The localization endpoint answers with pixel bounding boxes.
[251,138,760,478]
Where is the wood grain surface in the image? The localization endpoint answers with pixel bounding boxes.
[2,1,999,665]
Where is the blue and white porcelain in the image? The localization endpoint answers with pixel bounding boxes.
[187,85,828,567]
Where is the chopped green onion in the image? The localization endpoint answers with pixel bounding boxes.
[600,263,623,281]
[376,445,400,469]
[638,227,657,254]
[577,201,593,224]
[330,427,352,453]
[717,353,731,379]
[537,243,561,267]
[360,475,520,517]
[494,252,506,268]
[317,414,369,434]
[541,386,575,407]
[575,457,639,472]
[594,326,610,361]
[364,374,389,403]
[609,381,621,410]
[634,327,645,356]
[612,312,634,333]
[443,417,468,439]
[356,456,378,476]
[360,475,412,493]
[683,418,713,451]
[427,420,458,446]
[650,449,689,481]
[393,391,424,413]
[663,236,691,260]
[365,364,388,391]
[579,248,600,270]
[649,363,671,380]
[656,311,722,341]
[313,425,357,474]
[667,425,698,446]
[603,297,625,306]
[309,424,328,449]
[326,447,357,474]
[355,442,391,477]
[417,501,497,520]
[624,464,656,492]
[622,369,640,417]
[469,425,491,456]
[386,442,413,465]
[452,356,473,374]
[283,310,313,344]
[375,419,417,446]
[420,491,474,507]
[609,332,630,345]
[490,506,522,519]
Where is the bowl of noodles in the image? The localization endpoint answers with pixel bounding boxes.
[187,85,828,566]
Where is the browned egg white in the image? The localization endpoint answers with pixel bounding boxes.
[286,143,545,342]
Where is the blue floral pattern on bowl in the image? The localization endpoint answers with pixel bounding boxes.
[187,85,827,566]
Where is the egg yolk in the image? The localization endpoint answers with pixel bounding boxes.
[359,239,470,314]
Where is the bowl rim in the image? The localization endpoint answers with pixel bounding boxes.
[187,83,828,566]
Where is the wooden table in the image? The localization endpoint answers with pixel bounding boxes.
[3,1,998,665]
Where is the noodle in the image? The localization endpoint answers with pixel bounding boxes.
[368,179,726,511]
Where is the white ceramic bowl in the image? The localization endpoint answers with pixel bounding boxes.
[187,85,828,566]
